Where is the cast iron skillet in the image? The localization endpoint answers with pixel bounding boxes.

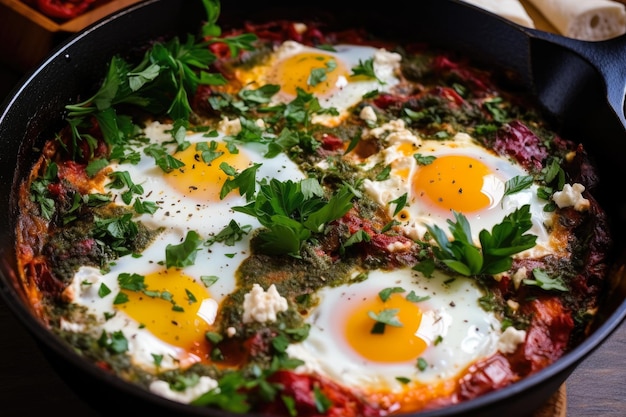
[1,0,625,416]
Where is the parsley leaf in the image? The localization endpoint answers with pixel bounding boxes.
[313,385,333,413]
[232,178,354,257]
[351,58,383,83]
[390,193,408,216]
[219,162,261,201]
[144,143,186,172]
[504,175,533,197]
[369,308,403,334]
[30,162,58,220]
[308,59,337,87]
[206,219,252,246]
[379,287,405,302]
[413,154,436,165]
[93,213,139,256]
[165,230,203,268]
[97,330,129,354]
[427,205,537,276]
[523,268,568,292]
[62,3,240,160]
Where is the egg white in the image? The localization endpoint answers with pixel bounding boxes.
[361,123,556,258]
[237,40,402,126]
[64,121,306,371]
[287,267,503,392]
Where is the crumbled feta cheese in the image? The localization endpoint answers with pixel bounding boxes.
[506,299,520,311]
[143,120,174,143]
[335,75,349,89]
[59,318,85,333]
[368,119,420,145]
[149,376,218,403]
[453,132,473,143]
[226,327,237,337]
[373,49,402,80]
[359,106,377,122]
[552,183,590,211]
[62,266,103,303]
[218,116,242,136]
[512,267,528,290]
[497,326,527,354]
[386,240,412,252]
[293,22,308,34]
[242,283,288,323]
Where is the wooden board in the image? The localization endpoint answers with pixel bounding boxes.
[0,0,143,72]
[520,0,559,33]
[533,384,567,417]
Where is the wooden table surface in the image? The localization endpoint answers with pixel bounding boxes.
[1,6,625,414]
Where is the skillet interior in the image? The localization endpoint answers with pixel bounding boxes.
[0,0,625,416]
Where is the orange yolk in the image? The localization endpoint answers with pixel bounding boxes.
[164,142,250,202]
[413,155,494,213]
[344,293,427,363]
[116,268,215,362]
[268,52,350,97]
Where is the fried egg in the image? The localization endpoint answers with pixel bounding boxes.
[287,267,504,396]
[234,40,402,126]
[361,120,557,258]
[63,121,306,371]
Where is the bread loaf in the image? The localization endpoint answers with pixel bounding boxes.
[527,0,626,40]
[461,0,536,28]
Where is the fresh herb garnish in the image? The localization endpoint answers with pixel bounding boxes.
[406,290,430,303]
[93,213,140,256]
[106,171,144,205]
[308,59,337,87]
[197,140,225,164]
[30,162,58,220]
[343,229,371,248]
[97,330,129,354]
[483,97,508,123]
[413,154,436,165]
[201,276,219,287]
[165,230,203,268]
[426,205,537,276]
[523,268,568,292]
[379,287,405,302]
[313,385,333,413]
[231,178,355,257]
[62,0,254,160]
[144,143,186,172]
[219,162,261,201]
[206,219,252,246]
[98,283,111,298]
[369,308,403,334]
[416,357,428,371]
[504,175,534,198]
[351,58,383,83]
[375,164,392,181]
[390,193,408,217]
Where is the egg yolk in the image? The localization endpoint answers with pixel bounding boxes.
[269,52,350,97]
[344,293,427,363]
[164,142,250,202]
[412,155,497,213]
[116,268,215,362]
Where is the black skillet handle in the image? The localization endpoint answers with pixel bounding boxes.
[512,26,626,182]
[428,0,626,199]
[519,27,626,128]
